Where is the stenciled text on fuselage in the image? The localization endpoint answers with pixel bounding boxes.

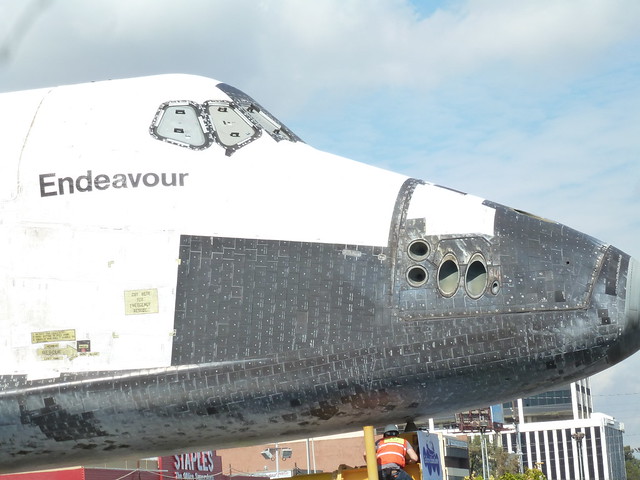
[39,170,189,197]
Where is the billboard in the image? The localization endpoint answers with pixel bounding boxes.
[417,431,442,480]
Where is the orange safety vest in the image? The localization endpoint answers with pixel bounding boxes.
[375,437,410,467]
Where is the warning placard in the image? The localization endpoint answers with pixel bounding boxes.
[31,329,76,344]
[124,288,159,315]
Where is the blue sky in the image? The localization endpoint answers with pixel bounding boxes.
[1,0,640,448]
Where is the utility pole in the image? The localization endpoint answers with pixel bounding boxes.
[513,400,523,474]
[479,426,490,480]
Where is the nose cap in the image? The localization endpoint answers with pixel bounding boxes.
[609,257,640,364]
[626,257,640,330]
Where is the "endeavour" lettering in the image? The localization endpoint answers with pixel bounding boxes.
[39,170,189,197]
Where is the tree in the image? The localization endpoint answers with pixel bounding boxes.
[467,435,521,478]
[464,468,546,480]
[625,446,640,480]
[522,468,546,480]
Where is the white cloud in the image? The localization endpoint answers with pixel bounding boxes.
[4,0,639,103]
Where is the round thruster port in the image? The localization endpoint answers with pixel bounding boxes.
[490,280,500,295]
[408,239,430,262]
[406,265,429,287]
[465,253,488,299]
[437,253,460,297]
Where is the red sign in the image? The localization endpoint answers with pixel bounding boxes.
[160,451,221,480]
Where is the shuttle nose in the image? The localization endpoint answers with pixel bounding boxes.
[610,257,640,364]
[626,258,640,331]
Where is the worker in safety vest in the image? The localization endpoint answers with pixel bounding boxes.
[375,424,418,480]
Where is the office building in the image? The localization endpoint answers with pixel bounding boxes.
[430,378,626,479]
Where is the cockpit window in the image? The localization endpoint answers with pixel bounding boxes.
[243,104,292,142]
[150,85,302,155]
[205,101,259,155]
[150,101,209,149]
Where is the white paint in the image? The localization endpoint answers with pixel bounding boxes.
[14,75,408,245]
[0,225,180,379]
[0,75,500,379]
[0,88,48,202]
[406,183,495,236]
[0,75,409,378]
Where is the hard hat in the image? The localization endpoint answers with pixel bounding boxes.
[384,424,399,435]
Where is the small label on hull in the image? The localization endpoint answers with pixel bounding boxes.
[124,288,159,315]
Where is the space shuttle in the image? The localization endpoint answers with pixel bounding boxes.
[0,74,638,473]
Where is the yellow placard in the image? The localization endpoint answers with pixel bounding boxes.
[31,329,76,344]
[124,288,159,315]
[36,343,78,361]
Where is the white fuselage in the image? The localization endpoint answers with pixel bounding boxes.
[0,75,493,380]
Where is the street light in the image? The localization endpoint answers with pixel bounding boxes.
[260,444,293,477]
[572,431,585,480]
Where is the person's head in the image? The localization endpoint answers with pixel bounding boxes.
[383,424,399,437]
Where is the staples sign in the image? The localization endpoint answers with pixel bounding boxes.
[168,451,219,480]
